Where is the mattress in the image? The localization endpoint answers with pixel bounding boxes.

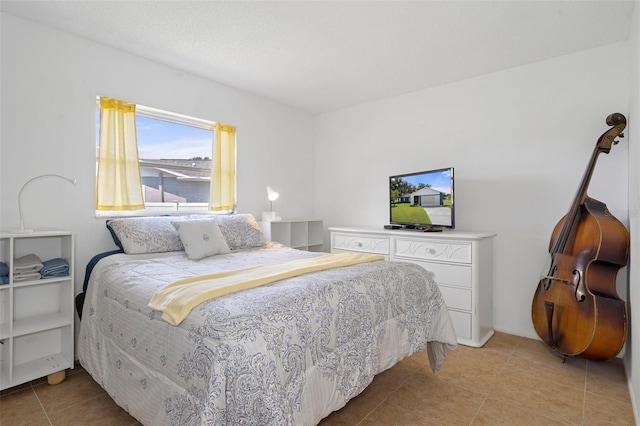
[77,242,457,425]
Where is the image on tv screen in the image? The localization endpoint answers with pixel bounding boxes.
[389,168,454,228]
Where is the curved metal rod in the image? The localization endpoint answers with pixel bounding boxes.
[17,174,77,233]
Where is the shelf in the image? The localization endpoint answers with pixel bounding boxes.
[0,323,9,340]
[12,352,72,386]
[0,288,8,339]
[0,228,72,238]
[12,276,71,288]
[260,219,324,252]
[0,230,74,391]
[0,367,8,390]
[13,312,71,337]
[290,222,307,248]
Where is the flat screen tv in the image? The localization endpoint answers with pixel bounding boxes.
[389,167,454,229]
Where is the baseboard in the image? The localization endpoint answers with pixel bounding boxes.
[624,357,640,426]
[492,326,539,340]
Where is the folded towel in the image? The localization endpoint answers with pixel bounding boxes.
[41,258,69,278]
[13,254,43,273]
[13,272,41,282]
[0,276,8,285]
[0,262,8,277]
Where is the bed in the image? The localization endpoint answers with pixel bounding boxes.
[77,214,457,425]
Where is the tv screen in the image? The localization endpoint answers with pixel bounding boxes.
[389,167,454,229]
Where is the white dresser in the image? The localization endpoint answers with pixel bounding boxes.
[329,227,496,347]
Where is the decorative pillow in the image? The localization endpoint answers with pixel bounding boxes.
[172,220,231,260]
[105,221,124,251]
[106,217,186,254]
[187,213,266,250]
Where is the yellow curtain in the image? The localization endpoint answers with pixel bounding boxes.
[209,123,236,212]
[96,97,144,211]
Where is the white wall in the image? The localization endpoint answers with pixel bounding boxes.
[315,43,630,340]
[0,13,315,301]
[626,2,639,421]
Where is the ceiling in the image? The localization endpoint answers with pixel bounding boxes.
[1,1,636,114]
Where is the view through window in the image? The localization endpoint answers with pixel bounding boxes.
[96,102,216,215]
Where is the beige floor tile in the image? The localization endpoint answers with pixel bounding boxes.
[583,390,635,425]
[485,331,523,349]
[0,387,50,426]
[318,383,386,425]
[514,336,576,363]
[434,344,508,395]
[505,349,587,390]
[586,357,630,402]
[472,397,570,425]
[386,373,485,424]
[360,400,432,425]
[0,381,31,397]
[473,332,521,359]
[368,360,416,393]
[446,343,511,364]
[587,357,626,381]
[46,393,139,426]
[489,367,584,424]
[400,348,432,371]
[33,370,106,414]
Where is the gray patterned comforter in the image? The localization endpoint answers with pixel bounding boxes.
[78,243,457,425]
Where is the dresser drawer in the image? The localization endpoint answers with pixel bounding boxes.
[397,259,472,288]
[448,310,472,339]
[439,285,472,311]
[394,238,471,263]
[332,233,390,255]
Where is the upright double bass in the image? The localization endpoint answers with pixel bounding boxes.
[531,113,629,360]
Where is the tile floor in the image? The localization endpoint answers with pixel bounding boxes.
[0,332,635,425]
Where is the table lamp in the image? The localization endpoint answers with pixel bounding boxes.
[262,186,281,221]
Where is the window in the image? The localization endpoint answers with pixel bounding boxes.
[95,98,236,216]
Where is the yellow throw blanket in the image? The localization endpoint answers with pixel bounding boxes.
[148,252,384,325]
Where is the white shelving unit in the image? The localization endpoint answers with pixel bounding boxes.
[0,229,74,390]
[260,219,324,252]
[329,227,495,347]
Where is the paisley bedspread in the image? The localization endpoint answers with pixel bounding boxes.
[78,243,457,425]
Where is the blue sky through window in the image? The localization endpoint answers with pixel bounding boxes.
[96,110,213,160]
[136,116,212,160]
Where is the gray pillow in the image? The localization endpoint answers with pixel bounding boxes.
[106,216,186,254]
[172,220,231,260]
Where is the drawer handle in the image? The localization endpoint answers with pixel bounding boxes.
[426,248,435,254]
[357,242,363,248]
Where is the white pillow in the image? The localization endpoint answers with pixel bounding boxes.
[172,220,231,260]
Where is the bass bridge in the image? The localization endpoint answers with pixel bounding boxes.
[540,269,585,302]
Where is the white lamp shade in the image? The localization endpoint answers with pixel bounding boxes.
[264,186,281,221]
[15,174,77,233]
[267,186,279,201]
